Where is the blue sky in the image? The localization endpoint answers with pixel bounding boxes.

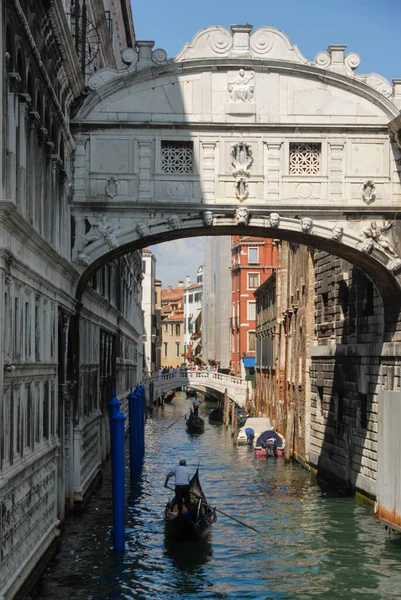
[133,0,400,286]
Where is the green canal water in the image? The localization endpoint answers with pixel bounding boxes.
[34,393,401,600]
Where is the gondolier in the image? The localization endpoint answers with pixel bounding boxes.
[164,459,191,514]
[193,396,200,416]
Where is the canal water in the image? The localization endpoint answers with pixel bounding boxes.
[34,393,401,600]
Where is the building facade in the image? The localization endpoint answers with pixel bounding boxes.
[142,248,159,376]
[160,282,185,368]
[202,236,231,368]
[183,266,203,363]
[231,236,276,376]
[0,2,141,598]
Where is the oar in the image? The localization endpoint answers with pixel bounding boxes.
[165,413,189,429]
[165,486,275,542]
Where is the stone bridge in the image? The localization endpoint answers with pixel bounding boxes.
[142,370,248,407]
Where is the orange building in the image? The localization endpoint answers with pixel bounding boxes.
[160,282,185,368]
[230,237,276,376]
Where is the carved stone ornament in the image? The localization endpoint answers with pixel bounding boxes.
[331,225,344,241]
[362,221,398,258]
[168,214,182,230]
[105,176,121,198]
[269,213,280,228]
[387,259,401,273]
[76,216,119,263]
[361,180,376,205]
[231,141,253,201]
[301,217,313,233]
[98,216,119,249]
[76,252,92,266]
[234,207,250,226]
[136,222,150,238]
[202,211,214,226]
[228,69,255,102]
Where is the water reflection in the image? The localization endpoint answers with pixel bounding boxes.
[35,392,401,600]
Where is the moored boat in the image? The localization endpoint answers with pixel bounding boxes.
[209,401,223,422]
[164,469,217,540]
[254,429,286,457]
[186,412,205,433]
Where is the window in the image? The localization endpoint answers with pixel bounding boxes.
[176,342,180,357]
[247,301,256,321]
[164,342,168,358]
[170,324,174,335]
[197,274,203,283]
[175,324,180,336]
[248,247,258,264]
[289,143,321,174]
[248,331,256,352]
[161,140,193,173]
[164,323,168,332]
[359,393,368,429]
[189,294,193,303]
[195,292,202,302]
[248,273,260,289]
[142,260,146,273]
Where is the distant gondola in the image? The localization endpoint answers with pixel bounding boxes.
[186,412,205,433]
[209,402,223,422]
[164,469,217,540]
[186,388,197,398]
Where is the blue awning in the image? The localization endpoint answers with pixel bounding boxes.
[242,357,255,368]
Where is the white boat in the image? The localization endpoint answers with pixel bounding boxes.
[236,417,272,445]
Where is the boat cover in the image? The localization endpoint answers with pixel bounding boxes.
[256,430,283,448]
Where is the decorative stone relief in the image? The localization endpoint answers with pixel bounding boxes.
[75,216,119,264]
[231,141,253,201]
[105,176,121,198]
[168,215,182,230]
[301,217,313,233]
[202,211,214,226]
[234,207,250,226]
[387,259,401,273]
[269,213,280,228]
[362,221,398,258]
[361,180,376,205]
[331,225,344,241]
[136,223,150,238]
[228,69,255,102]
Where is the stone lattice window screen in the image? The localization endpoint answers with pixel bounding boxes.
[289,143,321,175]
[161,141,193,173]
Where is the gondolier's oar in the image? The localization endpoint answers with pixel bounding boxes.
[165,486,276,542]
[165,413,189,429]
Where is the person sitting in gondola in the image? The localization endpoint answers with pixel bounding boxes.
[193,396,200,416]
[164,459,192,514]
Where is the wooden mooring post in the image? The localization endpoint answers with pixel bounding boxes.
[223,388,229,426]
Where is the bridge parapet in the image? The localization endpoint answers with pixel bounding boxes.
[142,370,247,407]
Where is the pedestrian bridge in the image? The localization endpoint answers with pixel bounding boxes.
[142,371,248,407]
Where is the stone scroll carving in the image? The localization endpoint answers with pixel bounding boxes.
[361,221,398,258]
[231,141,253,201]
[75,216,119,266]
[228,69,255,102]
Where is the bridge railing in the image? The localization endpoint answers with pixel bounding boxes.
[141,370,245,387]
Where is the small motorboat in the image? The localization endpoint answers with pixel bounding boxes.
[254,430,286,457]
[186,412,205,434]
[237,417,272,445]
[164,469,217,540]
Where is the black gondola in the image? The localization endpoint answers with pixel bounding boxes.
[164,469,217,540]
[209,401,223,422]
[186,412,205,433]
[186,388,197,398]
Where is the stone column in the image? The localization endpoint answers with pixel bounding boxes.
[201,141,216,203]
[137,137,154,200]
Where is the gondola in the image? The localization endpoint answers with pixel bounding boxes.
[164,469,217,540]
[186,412,205,433]
[209,401,223,422]
[186,388,197,398]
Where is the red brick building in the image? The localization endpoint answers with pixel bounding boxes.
[230,236,276,376]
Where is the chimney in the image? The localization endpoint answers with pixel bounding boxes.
[177,280,184,287]
[185,275,191,288]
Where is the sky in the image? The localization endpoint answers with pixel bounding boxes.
[132,0,401,286]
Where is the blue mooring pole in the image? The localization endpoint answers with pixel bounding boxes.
[128,388,138,480]
[108,392,126,551]
[138,384,145,459]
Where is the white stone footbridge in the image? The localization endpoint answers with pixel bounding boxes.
[142,370,248,407]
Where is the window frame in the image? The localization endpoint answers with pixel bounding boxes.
[247,272,260,290]
[248,247,259,265]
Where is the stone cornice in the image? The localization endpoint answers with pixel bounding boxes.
[47,0,85,98]
[0,201,79,285]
